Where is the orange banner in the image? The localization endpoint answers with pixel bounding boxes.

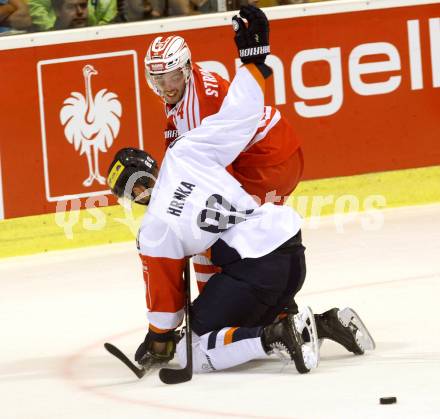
[0,2,439,219]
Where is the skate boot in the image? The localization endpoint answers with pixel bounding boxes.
[262,306,319,373]
[315,307,376,355]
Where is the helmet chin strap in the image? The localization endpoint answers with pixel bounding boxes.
[133,195,151,206]
[182,62,192,83]
[132,184,154,206]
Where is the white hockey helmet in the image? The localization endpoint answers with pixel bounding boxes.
[144,35,192,96]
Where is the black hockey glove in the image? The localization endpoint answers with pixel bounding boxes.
[232,5,270,65]
[134,329,178,366]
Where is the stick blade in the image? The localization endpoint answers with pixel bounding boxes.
[159,366,192,384]
[104,342,146,379]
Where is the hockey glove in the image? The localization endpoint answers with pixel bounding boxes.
[134,329,178,366]
[232,5,270,65]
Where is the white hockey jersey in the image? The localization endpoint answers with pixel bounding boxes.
[138,64,302,333]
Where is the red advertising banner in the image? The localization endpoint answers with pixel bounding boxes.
[38,51,143,202]
[0,1,439,219]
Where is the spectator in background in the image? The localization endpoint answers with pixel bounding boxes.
[1,0,16,32]
[115,0,195,23]
[52,0,88,29]
[149,0,191,17]
[0,0,31,33]
[193,0,259,14]
[28,0,116,31]
[115,0,191,21]
[115,0,152,21]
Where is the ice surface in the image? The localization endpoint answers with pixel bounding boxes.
[1,204,439,419]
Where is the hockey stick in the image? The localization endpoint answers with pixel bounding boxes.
[104,260,192,383]
[158,259,193,384]
[104,342,147,379]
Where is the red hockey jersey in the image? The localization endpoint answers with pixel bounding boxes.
[139,65,302,333]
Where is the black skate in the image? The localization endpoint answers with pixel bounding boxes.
[315,307,376,355]
[262,306,319,374]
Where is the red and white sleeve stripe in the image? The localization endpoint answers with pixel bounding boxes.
[192,254,221,293]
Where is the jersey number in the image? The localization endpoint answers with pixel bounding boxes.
[197,194,254,234]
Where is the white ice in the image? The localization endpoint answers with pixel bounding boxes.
[1,204,439,419]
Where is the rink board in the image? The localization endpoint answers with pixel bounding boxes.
[1,164,439,258]
[0,0,439,257]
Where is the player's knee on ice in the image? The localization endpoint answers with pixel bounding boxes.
[176,329,267,373]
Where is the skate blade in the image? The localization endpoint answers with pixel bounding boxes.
[338,307,376,351]
[295,306,320,369]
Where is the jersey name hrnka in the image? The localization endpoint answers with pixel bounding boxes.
[138,65,302,332]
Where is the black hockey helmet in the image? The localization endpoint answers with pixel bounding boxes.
[107,147,158,203]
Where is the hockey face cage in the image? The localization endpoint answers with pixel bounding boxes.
[144,35,192,96]
[107,148,157,205]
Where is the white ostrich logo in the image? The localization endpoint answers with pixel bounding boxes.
[60,64,122,187]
